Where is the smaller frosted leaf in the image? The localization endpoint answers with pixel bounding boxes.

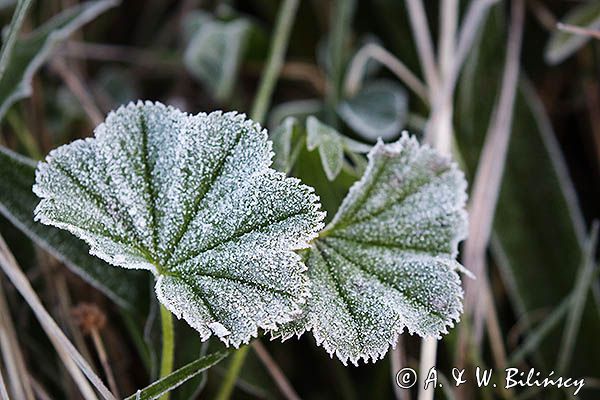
[338,80,408,141]
[270,117,302,173]
[273,133,469,365]
[545,2,600,65]
[183,16,251,101]
[33,101,325,347]
[306,116,344,181]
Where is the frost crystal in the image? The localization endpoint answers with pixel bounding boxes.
[33,101,325,347]
[273,133,469,365]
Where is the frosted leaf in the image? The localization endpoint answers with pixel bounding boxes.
[33,101,325,347]
[306,116,344,181]
[273,133,469,365]
[338,79,408,141]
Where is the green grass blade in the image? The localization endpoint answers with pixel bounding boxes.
[125,351,229,400]
[508,294,571,366]
[0,0,34,80]
[556,223,599,374]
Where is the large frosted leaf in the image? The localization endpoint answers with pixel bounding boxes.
[0,0,118,121]
[274,134,469,365]
[33,101,325,347]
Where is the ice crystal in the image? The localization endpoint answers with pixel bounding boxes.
[33,101,325,347]
[273,133,469,365]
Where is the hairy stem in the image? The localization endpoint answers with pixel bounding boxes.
[159,304,174,400]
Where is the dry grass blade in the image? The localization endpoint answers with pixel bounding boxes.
[438,0,458,80]
[556,222,599,374]
[344,43,428,103]
[404,0,439,95]
[453,0,500,87]
[0,234,116,400]
[461,0,525,346]
[0,278,34,400]
[425,0,499,146]
[0,368,8,400]
[417,337,437,400]
[556,22,600,40]
[50,58,104,126]
[252,341,300,400]
[508,294,571,365]
[390,338,409,400]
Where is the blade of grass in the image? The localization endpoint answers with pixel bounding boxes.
[0,277,34,400]
[50,58,103,126]
[0,233,116,400]
[425,0,499,147]
[390,337,409,400]
[556,222,599,375]
[418,2,458,397]
[0,367,8,400]
[404,0,439,95]
[461,0,524,346]
[250,0,300,125]
[483,277,507,371]
[344,43,428,104]
[125,351,229,400]
[252,341,300,400]
[0,0,34,81]
[417,337,437,400]
[508,294,571,365]
[556,22,600,40]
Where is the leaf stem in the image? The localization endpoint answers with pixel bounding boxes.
[215,345,249,400]
[159,304,174,400]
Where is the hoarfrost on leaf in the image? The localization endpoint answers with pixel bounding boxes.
[33,101,325,347]
[273,133,469,365]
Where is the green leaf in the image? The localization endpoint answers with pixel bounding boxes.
[0,146,148,311]
[545,1,600,65]
[338,80,408,141]
[33,101,325,347]
[306,116,344,181]
[270,117,302,174]
[124,351,229,400]
[183,14,252,101]
[274,134,469,365]
[0,0,33,81]
[0,0,119,121]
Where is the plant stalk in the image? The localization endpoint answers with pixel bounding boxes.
[159,304,174,400]
[250,0,300,124]
[215,345,249,400]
